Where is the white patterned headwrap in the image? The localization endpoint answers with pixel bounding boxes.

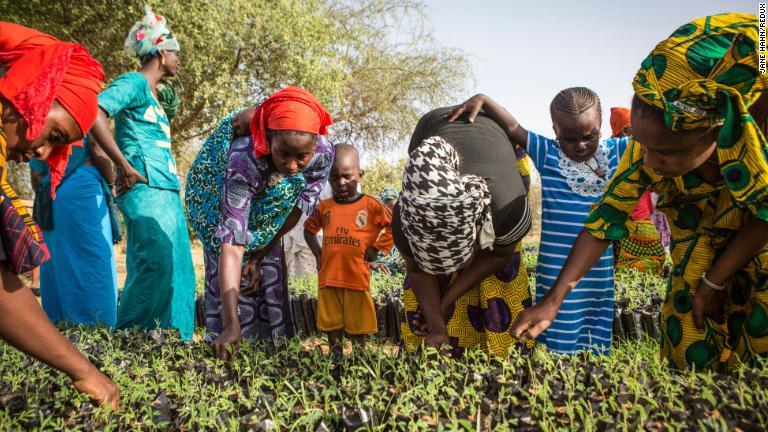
[124,6,181,59]
[400,136,493,275]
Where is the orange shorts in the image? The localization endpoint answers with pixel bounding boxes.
[316,287,377,335]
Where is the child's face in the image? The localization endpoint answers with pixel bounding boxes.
[231,108,255,137]
[269,132,317,176]
[552,106,602,162]
[631,108,717,178]
[329,155,362,200]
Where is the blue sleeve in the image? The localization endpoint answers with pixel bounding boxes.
[609,137,630,170]
[526,131,552,173]
[98,73,147,117]
[616,136,629,159]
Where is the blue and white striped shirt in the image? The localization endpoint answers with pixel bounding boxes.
[528,131,629,354]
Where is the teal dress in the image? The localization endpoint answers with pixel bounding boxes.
[98,72,195,340]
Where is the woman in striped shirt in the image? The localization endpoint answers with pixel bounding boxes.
[449,89,628,354]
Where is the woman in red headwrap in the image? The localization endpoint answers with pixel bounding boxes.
[609,107,668,274]
[0,21,118,409]
[185,86,334,360]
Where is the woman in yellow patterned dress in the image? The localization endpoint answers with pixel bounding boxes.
[512,13,768,372]
[610,107,667,274]
[393,107,534,358]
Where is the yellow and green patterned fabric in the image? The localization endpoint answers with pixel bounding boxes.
[585,13,768,371]
[616,218,666,273]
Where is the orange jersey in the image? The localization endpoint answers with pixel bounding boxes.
[305,195,393,290]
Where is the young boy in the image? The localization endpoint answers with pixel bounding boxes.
[449,89,629,355]
[304,144,393,356]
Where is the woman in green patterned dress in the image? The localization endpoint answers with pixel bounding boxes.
[512,13,768,371]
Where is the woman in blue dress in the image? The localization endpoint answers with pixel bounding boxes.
[31,138,121,327]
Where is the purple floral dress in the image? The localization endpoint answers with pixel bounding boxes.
[186,114,333,341]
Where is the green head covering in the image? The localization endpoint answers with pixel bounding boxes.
[379,187,399,204]
[157,81,180,123]
[633,12,768,218]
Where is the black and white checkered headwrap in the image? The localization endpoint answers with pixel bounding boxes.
[400,136,493,275]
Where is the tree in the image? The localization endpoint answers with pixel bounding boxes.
[361,156,406,196]
[4,0,472,183]
[327,0,471,151]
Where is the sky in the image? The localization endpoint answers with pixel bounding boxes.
[420,0,755,138]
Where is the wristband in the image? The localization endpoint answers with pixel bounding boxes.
[701,272,726,291]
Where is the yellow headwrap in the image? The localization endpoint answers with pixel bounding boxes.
[633,13,768,218]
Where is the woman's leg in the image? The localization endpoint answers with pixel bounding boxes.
[250,243,294,340]
[115,184,176,333]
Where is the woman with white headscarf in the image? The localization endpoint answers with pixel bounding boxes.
[88,6,194,340]
[393,106,533,357]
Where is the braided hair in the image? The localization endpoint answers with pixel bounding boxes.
[550,87,602,120]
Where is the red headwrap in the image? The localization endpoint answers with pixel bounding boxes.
[250,86,333,157]
[0,22,105,196]
[609,107,631,138]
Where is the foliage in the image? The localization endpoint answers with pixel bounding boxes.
[615,266,668,309]
[5,162,34,200]
[3,0,471,175]
[360,156,407,196]
[1,328,766,430]
[325,0,470,152]
[290,271,404,301]
[2,243,766,430]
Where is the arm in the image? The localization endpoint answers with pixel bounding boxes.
[88,109,147,194]
[89,137,115,185]
[0,263,119,409]
[446,93,529,148]
[439,245,517,313]
[214,208,301,359]
[213,242,245,360]
[369,204,394,261]
[692,217,768,328]
[87,111,126,171]
[241,206,303,295]
[212,139,282,358]
[707,217,768,288]
[303,208,323,270]
[403,253,448,348]
[304,229,322,270]
[511,229,611,340]
[88,74,150,194]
